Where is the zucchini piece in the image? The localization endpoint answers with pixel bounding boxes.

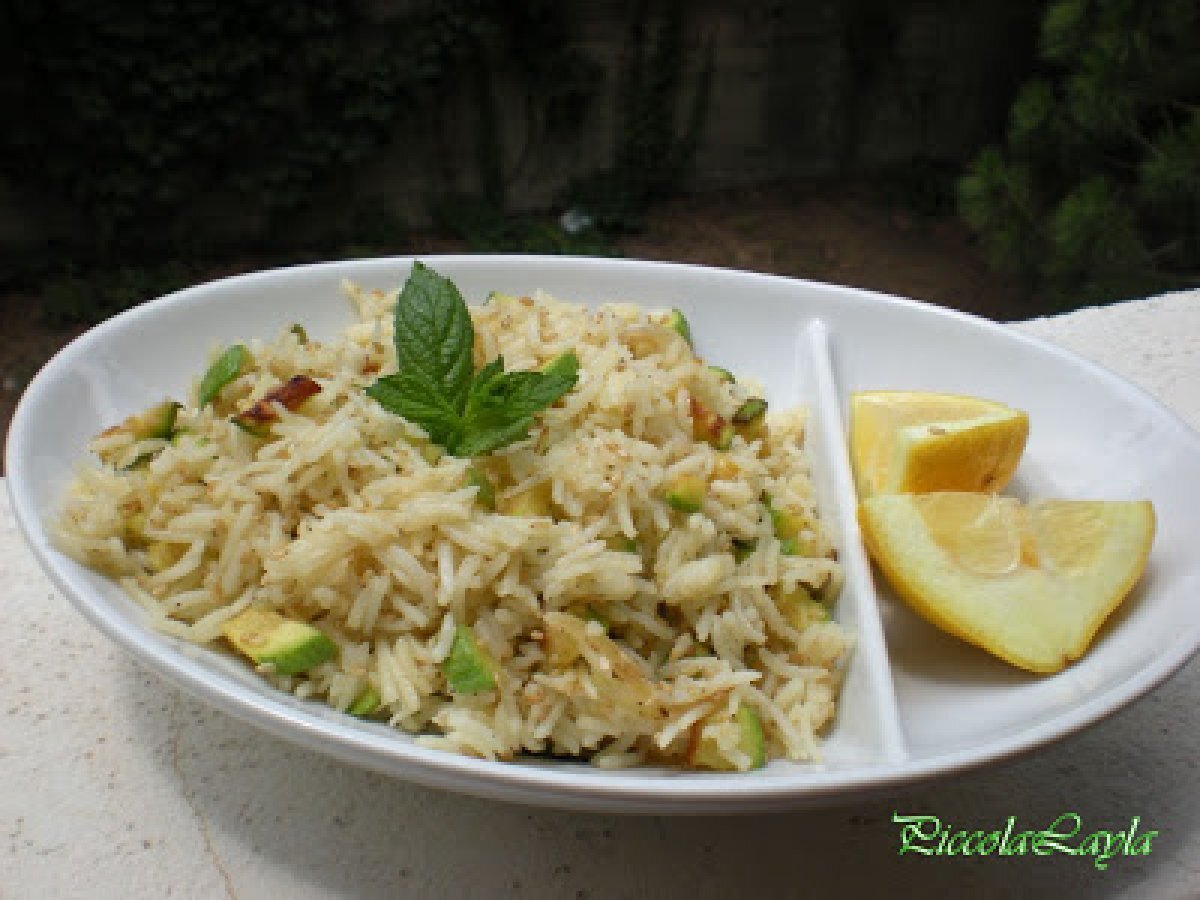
[121,451,157,471]
[442,625,497,694]
[764,494,801,540]
[689,703,766,771]
[123,512,147,547]
[707,365,736,384]
[230,416,271,438]
[605,534,639,554]
[498,481,553,518]
[221,609,337,676]
[773,583,829,630]
[465,465,496,511]
[732,398,767,425]
[199,344,251,407]
[348,685,382,717]
[664,474,706,513]
[125,400,182,441]
[737,704,767,769]
[763,497,820,557]
[732,538,757,563]
[144,540,185,573]
[583,605,611,631]
[667,308,692,347]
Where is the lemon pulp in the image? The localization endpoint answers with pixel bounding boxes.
[859,493,1155,673]
[850,390,1029,497]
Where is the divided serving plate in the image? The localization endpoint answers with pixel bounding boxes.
[7,256,1200,813]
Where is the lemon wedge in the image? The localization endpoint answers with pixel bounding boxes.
[859,493,1155,673]
[849,391,1029,497]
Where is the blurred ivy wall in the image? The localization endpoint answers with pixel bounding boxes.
[0,0,1040,272]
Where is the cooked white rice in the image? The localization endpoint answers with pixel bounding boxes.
[55,280,850,769]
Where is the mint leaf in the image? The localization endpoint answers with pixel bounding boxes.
[365,371,463,449]
[456,351,580,455]
[504,351,580,418]
[454,416,537,458]
[366,264,580,457]
[392,261,475,412]
[463,352,579,423]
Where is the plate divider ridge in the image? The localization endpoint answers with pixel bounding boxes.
[798,319,908,764]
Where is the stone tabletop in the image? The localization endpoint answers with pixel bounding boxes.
[3,292,1198,899]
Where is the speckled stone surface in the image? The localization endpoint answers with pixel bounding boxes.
[3,293,1197,899]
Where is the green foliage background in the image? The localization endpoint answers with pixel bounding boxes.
[0,0,625,321]
[1,1,437,259]
[1,0,716,322]
[4,0,1192,324]
[959,0,1200,306]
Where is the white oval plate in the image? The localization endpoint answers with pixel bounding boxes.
[8,256,1200,814]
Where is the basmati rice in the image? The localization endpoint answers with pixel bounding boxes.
[55,280,851,770]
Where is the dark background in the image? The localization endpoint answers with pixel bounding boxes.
[0,0,1197,459]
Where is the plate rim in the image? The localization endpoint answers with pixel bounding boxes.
[7,253,1200,813]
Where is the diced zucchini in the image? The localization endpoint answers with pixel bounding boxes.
[764,495,800,540]
[199,344,252,407]
[707,365,736,384]
[290,323,309,344]
[732,397,769,447]
[465,465,496,511]
[498,481,553,518]
[146,539,191,573]
[732,398,767,425]
[122,451,157,471]
[442,625,497,694]
[583,605,611,631]
[664,474,706,513]
[124,512,147,547]
[737,704,767,769]
[732,538,757,563]
[690,703,766,771]
[763,497,820,557]
[667,308,692,347]
[791,535,821,557]
[221,609,338,676]
[231,416,271,438]
[773,583,829,630]
[125,400,182,441]
[605,535,639,554]
[348,685,382,717]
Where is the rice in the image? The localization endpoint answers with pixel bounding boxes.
[55,279,851,770]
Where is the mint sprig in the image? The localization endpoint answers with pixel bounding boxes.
[366,262,579,457]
